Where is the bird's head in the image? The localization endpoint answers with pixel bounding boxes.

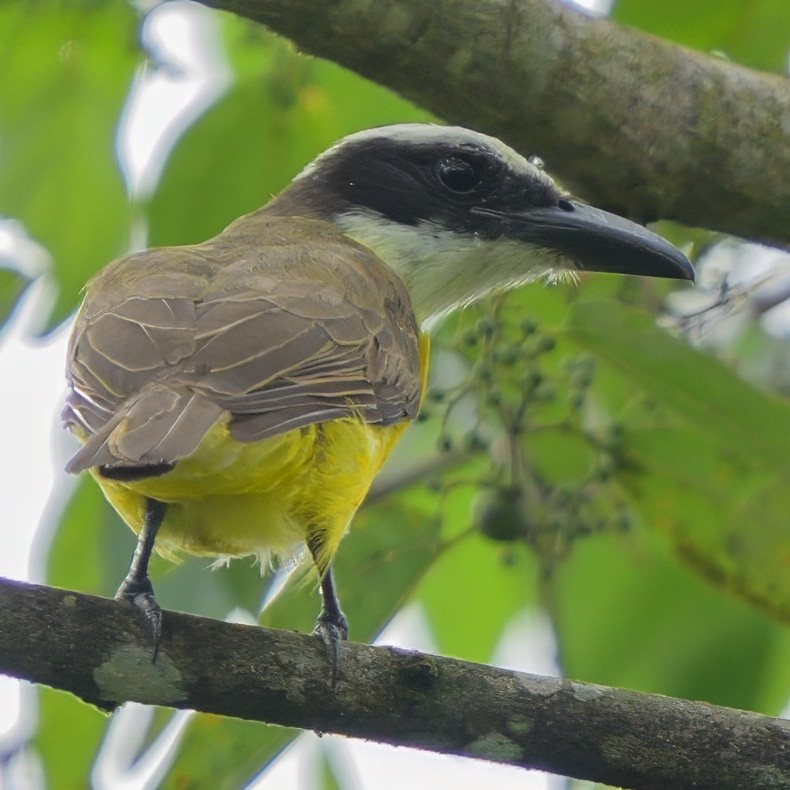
[267,124,694,328]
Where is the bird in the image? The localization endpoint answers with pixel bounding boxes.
[63,124,693,671]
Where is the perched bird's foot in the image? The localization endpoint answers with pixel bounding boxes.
[312,609,348,687]
[115,574,163,662]
[114,498,166,662]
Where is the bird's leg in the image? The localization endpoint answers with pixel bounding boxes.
[116,497,167,661]
[312,564,348,685]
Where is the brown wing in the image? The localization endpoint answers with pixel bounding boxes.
[63,215,421,475]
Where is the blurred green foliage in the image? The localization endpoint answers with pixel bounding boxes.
[612,0,790,73]
[0,2,138,328]
[0,267,29,319]
[0,0,787,787]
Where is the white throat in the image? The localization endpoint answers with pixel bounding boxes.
[334,211,573,330]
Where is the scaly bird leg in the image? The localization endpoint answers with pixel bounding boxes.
[115,497,167,662]
[312,565,348,685]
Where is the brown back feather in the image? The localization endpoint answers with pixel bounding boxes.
[64,214,421,475]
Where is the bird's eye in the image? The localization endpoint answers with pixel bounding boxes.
[436,157,482,193]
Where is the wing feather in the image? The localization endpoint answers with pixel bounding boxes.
[64,215,421,474]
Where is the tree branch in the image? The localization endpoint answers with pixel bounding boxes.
[1,578,787,788]
[196,0,790,247]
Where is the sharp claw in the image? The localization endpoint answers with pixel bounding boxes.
[310,564,348,686]
[313,614,348,687]
[116,579,163,662]
[113,498,166,663]
[135,592,163,663]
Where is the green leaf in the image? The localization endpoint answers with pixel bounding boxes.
[160,717,296,790]
[567,298,790,472]
[549,529,790,714]
[35,686,108,789]
[47,476,121,596]
[0,266,29,327]
[0,2,138,328]
[611,0,790,72]
[567,298,790,620]
[149,554,270,623]
[318,744,344,790]
[623,426,790,621]
[418,535,537,663]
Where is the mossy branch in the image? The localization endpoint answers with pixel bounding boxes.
[196,0,790,247]
[1,578,788,788]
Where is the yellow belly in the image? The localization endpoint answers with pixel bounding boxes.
[94,416,409,569]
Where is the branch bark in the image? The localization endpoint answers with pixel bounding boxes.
[196,0,790,247]
[2,578,788,789]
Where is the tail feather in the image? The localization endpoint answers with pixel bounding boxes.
[65,384,224,475]
[98,463,175,481]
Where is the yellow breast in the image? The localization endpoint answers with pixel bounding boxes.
[92,332,430,569]
[94,416,409,567]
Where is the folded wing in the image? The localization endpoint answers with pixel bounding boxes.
[63,217,422,475]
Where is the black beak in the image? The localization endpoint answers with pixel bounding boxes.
[513,200,694,281]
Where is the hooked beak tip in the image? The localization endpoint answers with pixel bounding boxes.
[514,200,695,282]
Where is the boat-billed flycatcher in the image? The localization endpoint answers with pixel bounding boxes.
[63,124,693,666]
